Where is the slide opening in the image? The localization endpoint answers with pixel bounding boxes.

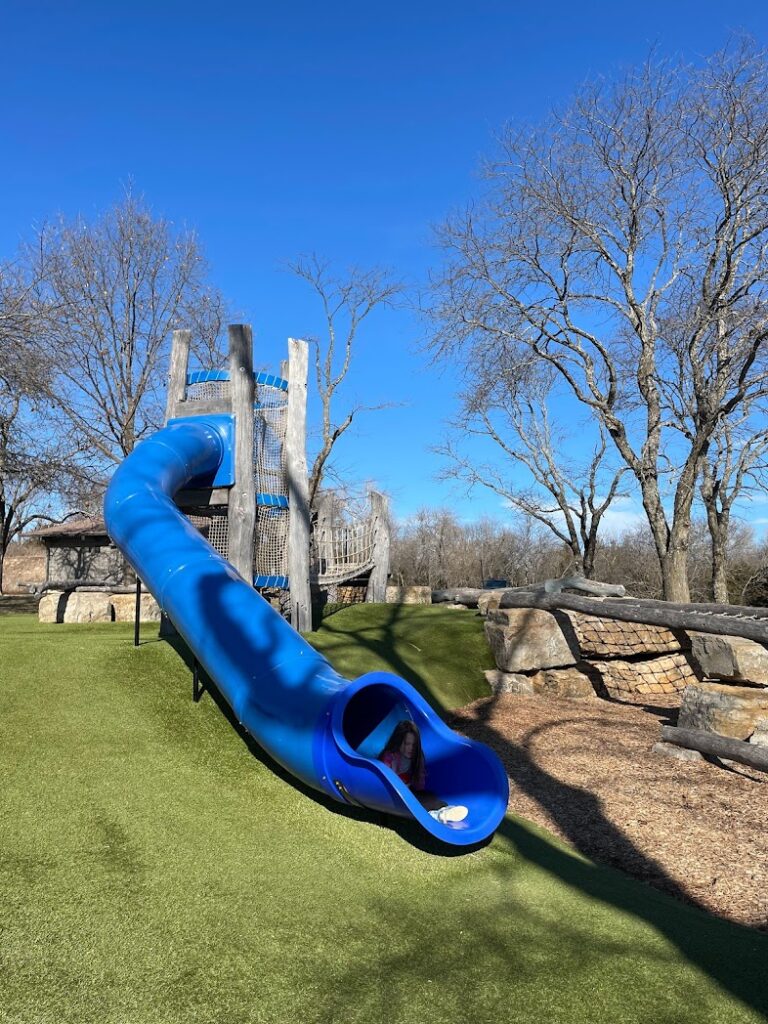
[341,682,414,759]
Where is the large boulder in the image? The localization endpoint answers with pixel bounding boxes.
[484,608,579,672]
[110,593,161,622]
[687,632,768,685]
[486,666,597,700]
[385,585,431,605]
[477,591,505,617]
[62,592,113,624]
[678,681,768,741]
[38,591,67,623]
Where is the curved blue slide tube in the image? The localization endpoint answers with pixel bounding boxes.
[104,416,509,847]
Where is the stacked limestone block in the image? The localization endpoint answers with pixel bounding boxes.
[676,636,768,747]
[385,585,431,605]
[38,590,160,624]
[484,607,698,701]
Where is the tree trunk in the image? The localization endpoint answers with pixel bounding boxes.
[660,544,691,603]
[708,507,730,604]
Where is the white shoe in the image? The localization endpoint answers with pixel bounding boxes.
[429,805,468,824]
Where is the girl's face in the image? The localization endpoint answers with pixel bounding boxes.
[400,731,416,758]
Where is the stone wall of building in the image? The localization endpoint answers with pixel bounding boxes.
[2,541,46,592]
[47,540,133,585]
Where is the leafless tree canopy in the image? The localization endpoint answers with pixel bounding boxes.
[436,355,627,577]
[428,39,768,601]
[0,264,74,590]
[288,254,402,510]
[28,192,227,480]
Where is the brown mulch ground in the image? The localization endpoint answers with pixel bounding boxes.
[452,691,768,931]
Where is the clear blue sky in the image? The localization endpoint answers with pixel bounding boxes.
[2,2,768,526]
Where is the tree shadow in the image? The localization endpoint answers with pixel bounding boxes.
[452,692,768,1016]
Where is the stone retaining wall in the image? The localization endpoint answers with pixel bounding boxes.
[481,600,768,709]
[38,590,161,624]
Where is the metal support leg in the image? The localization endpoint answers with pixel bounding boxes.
[193,659,206,703]
[134,578,142,647]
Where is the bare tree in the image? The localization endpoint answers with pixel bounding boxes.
[428,40,768,601]
[0,400,72,592]
[0,263,63,590]
[27,191,226,486]
[698,411,768,602]
[288,255,402,511]
[437,360,626,577]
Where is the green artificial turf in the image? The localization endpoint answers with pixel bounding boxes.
[308,603,495,711]
[1,609,767,1024]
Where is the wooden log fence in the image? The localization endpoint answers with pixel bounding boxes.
[432,579,768,645]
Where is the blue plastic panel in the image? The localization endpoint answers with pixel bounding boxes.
[187,369,289,392]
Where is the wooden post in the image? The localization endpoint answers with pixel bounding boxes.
[286,338,311,631]
[313,492,334,579]
[165,329,191,422]
[366,491,390,603]
[227,325,256,585]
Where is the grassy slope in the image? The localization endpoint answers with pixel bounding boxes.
[309,603,495,711]
[0,608,766,1024]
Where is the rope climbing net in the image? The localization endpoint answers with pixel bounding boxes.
[185,370,290,587]
[311,496,379,586]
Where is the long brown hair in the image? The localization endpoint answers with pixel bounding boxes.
[380,720,425,782]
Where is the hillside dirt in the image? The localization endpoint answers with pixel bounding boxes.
[452,691,768,931]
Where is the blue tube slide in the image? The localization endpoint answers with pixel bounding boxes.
[104,415,509,847]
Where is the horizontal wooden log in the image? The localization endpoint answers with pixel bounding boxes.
[497,591,768,644]
[431,588,486,606]
[660,725,768,772]
[543,576,626,597]
[434,577,626,607]
[629,596,768,620]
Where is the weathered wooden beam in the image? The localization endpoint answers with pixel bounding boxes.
[544,576,625,597]
[626,597,768,620]
[167,397,232,420]
[366,491,390,603]
[432,588,486,607]
[286,338,311,631]
[497,591,768,644]
[660,725,768,772]
[165,330,191,423]
[174,487,231,507]
[227,325,256,585]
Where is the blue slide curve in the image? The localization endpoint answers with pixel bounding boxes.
[104,415,509,847]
